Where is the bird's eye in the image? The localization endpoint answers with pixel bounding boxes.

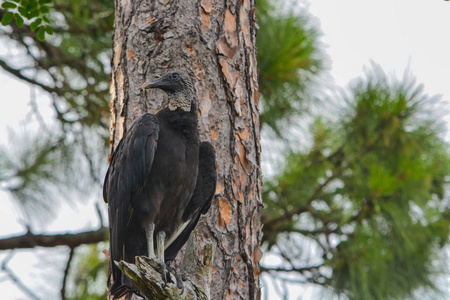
[171,73,179,79]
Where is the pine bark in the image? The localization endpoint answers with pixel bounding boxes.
[108,0,262,299]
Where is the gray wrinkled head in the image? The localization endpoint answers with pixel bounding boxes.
[142,71,195,111]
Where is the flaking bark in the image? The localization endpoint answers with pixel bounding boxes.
[109,0,262,299]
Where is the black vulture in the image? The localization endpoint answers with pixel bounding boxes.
[103,71,217,298]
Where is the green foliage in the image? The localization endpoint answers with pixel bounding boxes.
[0,11,12,25]
[65,244,108,300]
[2,2,16,9]
[331,68,449,299]
[36,24,44,40]
[14,12,23,27]
[0,133,76,221]
[47,0,114,130]
[1,0,54,40]
[0,0,113,295]
[0,125,108,222]
[1,0,114,132]
[257,0,323,135]
[0,0,114,218]
[262,66,450,299]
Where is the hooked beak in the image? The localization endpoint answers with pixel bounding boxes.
[142,77,171,91]
[142,81,155,90]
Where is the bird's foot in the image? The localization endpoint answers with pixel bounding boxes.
[166,263,184,294]
[141,256,168,286]
[160,261,168,286]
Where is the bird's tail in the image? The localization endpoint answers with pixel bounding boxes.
[109,253,145,299]
[109,211,147,298]
[110,272,142,299]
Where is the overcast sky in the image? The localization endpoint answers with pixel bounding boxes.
[0,0,449,299]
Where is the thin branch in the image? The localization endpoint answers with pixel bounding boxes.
[285,226,340,236]
[262,145,345,226]
[0,227,108,250]
[29,86,52,135]
[80,131,102,184]
[269,273,288,300]
[51,95,77,125]
[2,137,66,193]
[276,244,295,268]
[263,173,339,229]
[267,272,307,284]
[1,8,95,78]
[61,247,75,300]
[1,252,41,300]
[260,264,323,274]
[262,263,330,286]
[0,58,59,94]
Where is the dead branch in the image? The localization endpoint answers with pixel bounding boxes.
[0,227,108,250]
[116,230,215,300]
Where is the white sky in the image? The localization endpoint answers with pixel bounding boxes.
[0,0,449,299]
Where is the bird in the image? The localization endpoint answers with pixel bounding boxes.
[103,71,217,298]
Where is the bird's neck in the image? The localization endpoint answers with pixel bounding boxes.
[158,96,198,123]
[168,92,195,112]
[158,102,199,141]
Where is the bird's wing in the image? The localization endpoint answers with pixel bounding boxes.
[104,114,159,203]
[164,141,217,262]
[198,142,218,215]
[102,113,159,291]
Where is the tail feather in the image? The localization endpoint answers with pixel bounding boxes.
[110,270,142,299]
[109,220,147,298]
[110,281,127,299]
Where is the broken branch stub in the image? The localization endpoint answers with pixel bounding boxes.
[116,230,215,300]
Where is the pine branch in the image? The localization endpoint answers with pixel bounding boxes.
[262,175,338,230]
[0,227,108,250]
[261,263,329,285]
[261,264,323,274]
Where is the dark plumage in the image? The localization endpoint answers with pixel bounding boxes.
[103,71,216,298]
[164,141,217,262]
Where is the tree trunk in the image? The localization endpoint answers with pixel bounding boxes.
[108,0,262,299]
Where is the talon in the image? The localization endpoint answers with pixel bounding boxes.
[166,263,185,293]
[160,262,168,286]
[153,231,168,286]
[179,284,185,295]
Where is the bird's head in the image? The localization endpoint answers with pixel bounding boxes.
[142,71,195,112]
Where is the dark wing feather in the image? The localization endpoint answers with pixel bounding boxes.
[103,113,159,296]
[164,141,217,262]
